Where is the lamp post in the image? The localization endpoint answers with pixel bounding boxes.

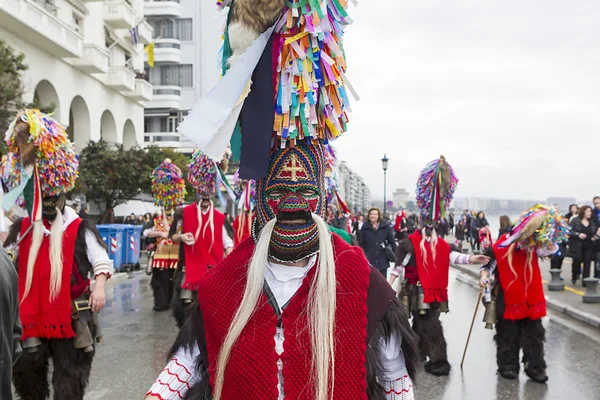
[381,154,389,219]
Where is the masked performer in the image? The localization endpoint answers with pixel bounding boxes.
[478,204,568,383]
[145,0,420,398]
[232,171,255,247]
[144,159,186,312]
[169,149,233,328]
[3,109,112,400]
[388,156,489,376]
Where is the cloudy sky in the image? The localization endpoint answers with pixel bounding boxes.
[335,0,600,202]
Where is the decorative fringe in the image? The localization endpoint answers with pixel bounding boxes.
[21,323,76,340]
[152,159,186,211]
[150,259,179,270]
[500,204,569,251]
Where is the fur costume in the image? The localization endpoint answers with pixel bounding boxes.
[481,204,569,383]
[392,156,461,377]
[3,109,112,400]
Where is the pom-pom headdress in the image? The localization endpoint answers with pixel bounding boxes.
[416,156,458,222]
[500,204,569,252]
[151,159,186,210]
[188,148,236,203]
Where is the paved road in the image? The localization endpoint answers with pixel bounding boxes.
[78,270,600,400]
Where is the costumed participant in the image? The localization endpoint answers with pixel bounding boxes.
[168,148,234,328]
[478,204,569,383]
[146,0,420,398]
[232,169,255,247]
[2,109,112,400]
[479,225,493,251]
[144,159,186,312]
[388,156,489,376]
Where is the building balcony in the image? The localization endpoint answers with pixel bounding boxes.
[0,0,82,58]
[106,66,136,92]
[147,85,181,109]
[143,132,181,148]
[149,38,181,64]
[137,19,153,43]
[103,0,136,30]
[125,78,153,101]
[143,0,180,17]
[71,44,109,73]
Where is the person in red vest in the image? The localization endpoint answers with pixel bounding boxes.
[232,174,255,247]
[3,110,112,399]
[478,204,569,383]
[169,148,233,328]
[388,157,489,376]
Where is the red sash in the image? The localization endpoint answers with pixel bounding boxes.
[494,234,546,320]
[199,235,370,399]
[409,231,451,303]
[182,203,224,290]
[19,217,82,339]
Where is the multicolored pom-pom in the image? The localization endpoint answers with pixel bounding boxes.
[416,156,458,221]
[188,148,218,196]
[501,204,570,252]
[4,109,79,197]
[151,159,186,210]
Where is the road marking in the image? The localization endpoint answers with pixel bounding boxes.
[542,280,585,296]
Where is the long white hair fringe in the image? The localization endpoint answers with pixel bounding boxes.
[213,213,337,400]
[420,227,438,269]
[49,208,64,301]
[22,219,44,303]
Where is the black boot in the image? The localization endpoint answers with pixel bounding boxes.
[424,360,451,376]
[521,318,548,384]
[495,317,521,381]
[416,307,451,376]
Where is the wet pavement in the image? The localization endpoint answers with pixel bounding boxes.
[77,270,600,399]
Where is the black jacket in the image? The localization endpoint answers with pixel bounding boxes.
[359,221,397,271]
[0,247,21,400]
[568,217,597,258]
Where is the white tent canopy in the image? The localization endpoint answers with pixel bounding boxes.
[113,200,159,217]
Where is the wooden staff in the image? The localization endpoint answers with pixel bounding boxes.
[460,290,483,368]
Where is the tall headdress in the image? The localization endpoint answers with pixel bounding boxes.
[415,156,458,223]
[2,109,78,219]
[151,158,186,211]
[188,147,236,203]
[500,204,569,253]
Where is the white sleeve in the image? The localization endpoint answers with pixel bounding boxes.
[537,245,558,258]
[143,227,154,238]
[222,226,233,249]
[450,251,472,265]
[85,230,113,277]
[147,344,200,399]
[379,334,415,399]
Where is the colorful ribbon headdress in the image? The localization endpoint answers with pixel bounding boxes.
[188,147,236,204]
[2,109,79,221]
[500,204,569,251]
[416,156,458,222]
[151,158,186,210]
[176,0,358,180]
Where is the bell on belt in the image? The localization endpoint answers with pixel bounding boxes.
[417,284,430,315]
[73,320,95,352]
[181,288,193,303]
[22,337,42,353]
[482,299,497,330]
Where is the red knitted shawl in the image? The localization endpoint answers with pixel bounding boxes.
[494,234,546,321]
[19,217,81,339]
[198,234,371,399]
[409,231,451,303]
[182,203,224,290]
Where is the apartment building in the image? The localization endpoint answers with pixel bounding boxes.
[0,0,153,151]
[142,0,223,154]
[337,161,373,212]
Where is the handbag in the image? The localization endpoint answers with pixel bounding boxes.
[383,242,396,263]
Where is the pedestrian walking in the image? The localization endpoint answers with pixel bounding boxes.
[359,207,397,277]
[0,246,21,400]
[568,205,598,286]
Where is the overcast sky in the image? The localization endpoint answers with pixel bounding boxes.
[334,0,600,202]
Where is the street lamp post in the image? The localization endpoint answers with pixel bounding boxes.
[381,154,389,219]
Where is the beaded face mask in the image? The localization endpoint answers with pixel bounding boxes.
[255,142,326,262]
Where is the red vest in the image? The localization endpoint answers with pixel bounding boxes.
[182,203,225,290]
[409,231,451,303]
[198,235,371,399]
[494,235,546,320]
[19,217,82,339]
[232,214,253,247]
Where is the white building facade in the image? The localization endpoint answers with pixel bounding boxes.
[337,161,372,213]
[0,0,153,151]
[143,0,224,154]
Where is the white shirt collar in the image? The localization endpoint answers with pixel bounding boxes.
[42,206,79,235]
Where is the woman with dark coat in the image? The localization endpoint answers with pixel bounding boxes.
[569,205,598,286]
[359,207,397,277]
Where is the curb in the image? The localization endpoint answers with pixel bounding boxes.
[451,263,600,330]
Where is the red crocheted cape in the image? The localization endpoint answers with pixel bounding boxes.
[409,230,451,303]
[182,203,224,290]
[19,217,81,339]
[494,234,546,320]
[198,234,371,399]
